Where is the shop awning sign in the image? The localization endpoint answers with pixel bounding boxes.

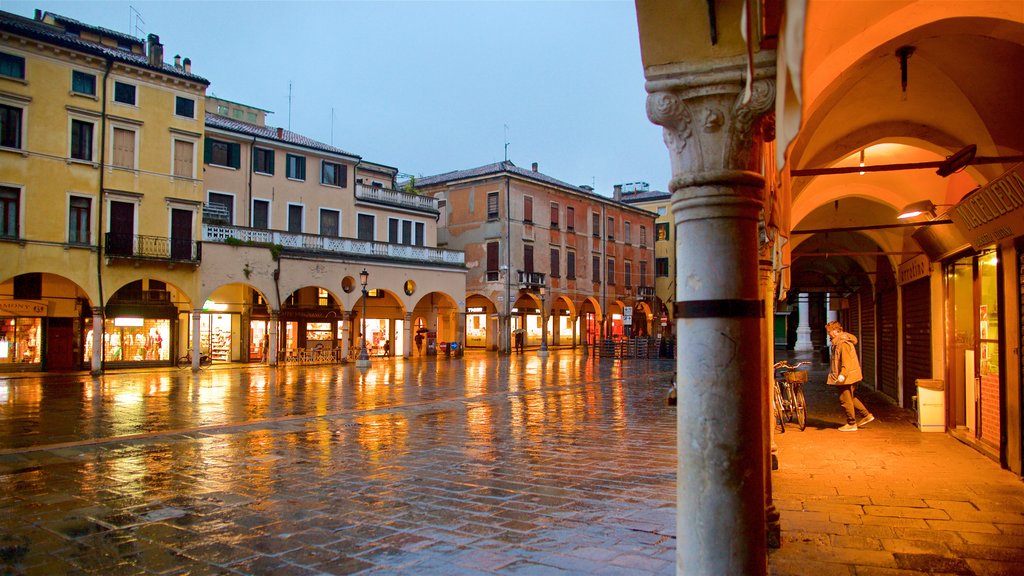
[0,300,48,316]
[948,163,1024,249]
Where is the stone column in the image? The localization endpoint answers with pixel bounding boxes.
[760,258,781,549]
[191,309,202,372]
[268,310,279,367]
[794,294,813,351]
[456,311,466,357]
[646,51,775,575]
[91,306,104,375]
[404,312,413,358]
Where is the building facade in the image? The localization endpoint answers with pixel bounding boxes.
[199,96,466,364]
[619,183,674,337]
[415,161,659,354]
[0,10,208,372]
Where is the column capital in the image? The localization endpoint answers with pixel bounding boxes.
[646,51,777,194]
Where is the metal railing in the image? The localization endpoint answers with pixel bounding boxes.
[203,224,465,265]
[105,233,200,262]
[517,270,546,288]
[355,184,438,213]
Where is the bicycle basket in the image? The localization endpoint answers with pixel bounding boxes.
[784,371,808,384]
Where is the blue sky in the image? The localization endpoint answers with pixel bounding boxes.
[5,1,670,195]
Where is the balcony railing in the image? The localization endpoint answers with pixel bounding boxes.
[203,224,465,266]
[636,285,656,298]
[517,271,546,288]
[105,233,201,262]
[355,184,439,213]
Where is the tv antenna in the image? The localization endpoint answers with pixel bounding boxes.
[503,124,509,162]
[129,5,144,38]
[288,82,293,131]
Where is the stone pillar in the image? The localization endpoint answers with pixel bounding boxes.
[404,312,413,358]
[760,258,781,549]
[191,309,202,372]
[268,310,279,367]
[646,51,775,575]
[794,294,813,351]
[91,306,104,375]
[456,311,466,357]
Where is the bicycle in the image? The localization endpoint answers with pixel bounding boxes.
[177,350,213,368]
[773,360,811,432]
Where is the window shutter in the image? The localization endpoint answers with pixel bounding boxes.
[339,164,348,187]
[229,143,241,168]
[204,138,213,164]
[487,242,499,271]
[267,150,275,175]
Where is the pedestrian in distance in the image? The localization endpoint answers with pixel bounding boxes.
[826,320,875,432]
[383,339,391,357]
[514,330,524,355]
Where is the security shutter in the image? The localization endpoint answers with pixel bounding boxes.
[902,278,932,408]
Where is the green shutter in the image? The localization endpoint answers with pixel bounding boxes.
[339,164,348,187]
[229,143,240,169]
[298,156,305,180]
[267,150,275,175]
[204,138,213,164]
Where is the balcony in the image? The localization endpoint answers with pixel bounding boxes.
[355,184,439,214]
[517,271,546,289]
[105,233,201,264]
[636,285,656,299]
[203,224,465,266]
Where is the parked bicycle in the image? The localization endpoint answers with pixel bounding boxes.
[773,360,811,432]
[177,350,213,368]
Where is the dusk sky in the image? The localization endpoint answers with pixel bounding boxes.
[6,1,671,196]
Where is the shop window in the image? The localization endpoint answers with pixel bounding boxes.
[85,317,170,362]
[0,318,40,364]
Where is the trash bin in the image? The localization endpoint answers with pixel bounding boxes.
[915,379,944,432]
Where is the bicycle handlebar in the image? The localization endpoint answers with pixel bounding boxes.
[773,360,811,370]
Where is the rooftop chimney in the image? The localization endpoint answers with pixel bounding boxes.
[277,127,284,138]
[183,58,191,74]
[146,34,163,68]
[531,162,538,172]
[174,54,182,70]
[613,184,622,201]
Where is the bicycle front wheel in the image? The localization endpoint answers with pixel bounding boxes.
[773,383,786,434]
[794,385,807,431]
[177,355,191,368]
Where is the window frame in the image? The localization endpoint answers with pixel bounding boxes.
[656,257,670,278]
[656,222,670,242]
[320,160,346,188]
[566,249,576,280]
[624,260,632,288]
[356,213,375,241]
[624,221,631,244]
[207,191,236,226]
[112,80,137,106]
[286,153,306,181]
[487,191,499,220]
[523,196,533,224]
[0,101,24,150]
[67,194,92,245]
[0,51,26,80]
[592,255,600,283]
[171,136,197,179]
[110,124,138,170]
[550,247,560,278]
[71,69,97,97]
[253,146,275,175]
[0,185,22,239]
[592,212,601,238]
[319,208,340,237]
[607,258,615,285]
[174,95,196,119]
[287,203,304,233]
[566,206,575,232]
[205,137,240,169]
[69,117,95,162]
[252,198,271,229]
[486,241,500,281]
[550,202,559,229]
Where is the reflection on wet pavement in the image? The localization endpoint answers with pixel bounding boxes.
[1,352,677,574]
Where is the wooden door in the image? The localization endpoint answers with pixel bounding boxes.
[108,201,134,256]
[170,208,192,260]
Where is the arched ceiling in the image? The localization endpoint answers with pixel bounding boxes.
[784,5,1024,297]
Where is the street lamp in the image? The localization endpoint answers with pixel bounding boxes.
[538,285,549,358]
[356,268,370,368]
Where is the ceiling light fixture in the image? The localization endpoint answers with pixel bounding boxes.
[896,199,955,220]
[859,149,865,175]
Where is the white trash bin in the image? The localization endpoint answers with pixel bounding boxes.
[915,379,945,432]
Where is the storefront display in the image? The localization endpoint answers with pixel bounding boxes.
[466,307,487,347]
[249,320,268,362]
[86,317,171,362]
[0,317,41,364]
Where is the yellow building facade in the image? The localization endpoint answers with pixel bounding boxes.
[0,11,208,371]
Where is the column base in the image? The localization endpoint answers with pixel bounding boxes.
[355,358,371,368]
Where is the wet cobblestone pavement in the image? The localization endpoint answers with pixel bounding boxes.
[1,353,678,575]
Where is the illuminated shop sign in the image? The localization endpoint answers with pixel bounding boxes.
[466,307,486,313]
[0,300,47,316]
[949,163,1024,248]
